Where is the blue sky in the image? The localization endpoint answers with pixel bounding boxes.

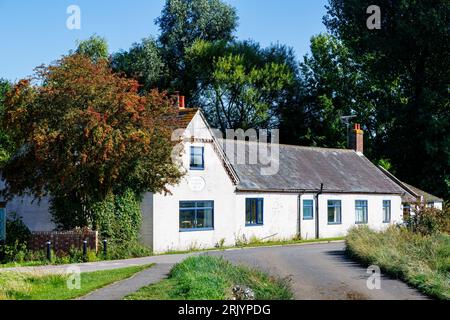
[0,0,328,81]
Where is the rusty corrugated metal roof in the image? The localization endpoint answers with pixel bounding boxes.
[219,139,406,194]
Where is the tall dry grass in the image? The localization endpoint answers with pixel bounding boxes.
[346,226,449,300]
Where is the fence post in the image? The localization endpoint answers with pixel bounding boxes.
[83,240,87,260]
[46,241,52,261]
[103,239,107,257]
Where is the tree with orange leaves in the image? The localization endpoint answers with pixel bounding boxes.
[1,54,183,230]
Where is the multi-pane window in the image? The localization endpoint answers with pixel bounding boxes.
[383,200,391,223]
[190,146,204,170]
[303,200,314,220]
[246,198,264,226]
[328,200,342,224]
[179,201,214,231]
[355,200,368,224]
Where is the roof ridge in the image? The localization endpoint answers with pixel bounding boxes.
[220,138,354,153]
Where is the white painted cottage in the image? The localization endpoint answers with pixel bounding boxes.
[139,108,408,253]
[2,105,441,253]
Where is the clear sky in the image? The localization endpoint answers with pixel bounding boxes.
[0,0,328,82]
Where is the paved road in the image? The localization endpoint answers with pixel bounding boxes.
[206,242,428,300]
[1,243,428,300]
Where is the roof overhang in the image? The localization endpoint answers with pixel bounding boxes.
[235,187,404,196]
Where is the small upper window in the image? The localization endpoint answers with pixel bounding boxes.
[303,200,314,220]
[383,200,391,223]
[190,146,204,170]
[355,200,368,224]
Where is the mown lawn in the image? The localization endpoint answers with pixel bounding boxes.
[0,264,151,300]
[125,256,292,300]
[346,226,450,300]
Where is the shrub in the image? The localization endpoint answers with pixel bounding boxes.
[4,213,31,246]
[405,202,450,235]
[105,240,151,260]
[0,241,28,263]
[49,188,146,260]
[0,213,32,263]
[94,189,142,244]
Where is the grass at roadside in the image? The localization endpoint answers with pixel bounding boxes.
[164,237,345,255]
[0,241,152,268]
[346,226,450,300]
[125,256,292,300]
[0,264,151,300]
[1,237,344,269]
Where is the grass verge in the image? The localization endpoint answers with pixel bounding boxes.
[0,264,151,300]
[164,237,345,255]
[125,256,292,300]
[346,226,449,300]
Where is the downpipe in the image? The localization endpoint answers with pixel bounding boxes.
[315,183,324,239]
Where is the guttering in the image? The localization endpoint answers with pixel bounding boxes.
[315,183,324,240]
[235,187,402,196]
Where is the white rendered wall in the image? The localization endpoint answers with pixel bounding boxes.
[234,192,299,243]
[433,202,443,210]
[5,195,55,232]
[139,193,154,248]
[300,193,403,239]
[151,112,237,253]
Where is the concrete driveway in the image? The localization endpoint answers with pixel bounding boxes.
[206,242,428,300]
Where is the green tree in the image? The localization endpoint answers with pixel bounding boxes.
[186,40,295,131]
[75,35,109,63]
[288,34,358,148]
[1,55,183,229]
[324,0,450,199]
[0,79,14,167]
[111,37,167,92]
[281,33,400,158]
[156,0,238,96]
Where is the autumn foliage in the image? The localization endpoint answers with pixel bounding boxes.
[1,55,183,212]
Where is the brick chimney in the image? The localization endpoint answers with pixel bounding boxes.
[350,123,364,154]
[178,95,185,110]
